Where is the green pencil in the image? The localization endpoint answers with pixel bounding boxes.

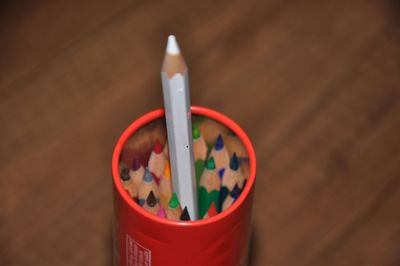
[198,157,221,218]
[192,124,208,186]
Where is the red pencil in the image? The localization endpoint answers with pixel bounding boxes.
[148,139,166,183]
[202,202,217,219]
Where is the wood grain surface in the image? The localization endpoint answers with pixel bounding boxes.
[1,1,399,265]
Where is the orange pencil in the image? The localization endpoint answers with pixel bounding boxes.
[159,161,173,208]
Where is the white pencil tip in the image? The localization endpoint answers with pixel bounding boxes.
[166,35,181,55]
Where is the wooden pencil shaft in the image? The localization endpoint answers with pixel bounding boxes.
[162,54,186,78]
[161,70,198,220]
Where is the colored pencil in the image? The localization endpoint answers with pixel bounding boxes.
[157,207,167,218]
[219,152,242,211]
[221,184,241,211]
[180,206,191,221]
[241,160,250,189]
[209,134,230,177]
[161,35,197,219]
[224,135,248,159]
[119,161,129,174]
[138,169,159,206]
[159,161,173,209]
[193,125,207,161]
[148,138,165,184]
[198,118,229,144]
[120,167,136,198]
[230,153,245,189]
[166,192,182,221]
[129,157,145,200]
[143,191,160,215]
[198,157,221,218]
[163,142,169,159]
[202,202,217,219]
[193,124,208,186]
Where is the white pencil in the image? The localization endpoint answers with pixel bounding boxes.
[161,35,198,220]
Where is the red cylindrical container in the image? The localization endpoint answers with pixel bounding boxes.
[112,106,256,266]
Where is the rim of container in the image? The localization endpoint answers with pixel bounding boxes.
[112,106,257,227]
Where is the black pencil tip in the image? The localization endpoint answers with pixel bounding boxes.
[146,191,157,207]
[231,184,241,199]
[180,206,191,221]
[120,168,130,181]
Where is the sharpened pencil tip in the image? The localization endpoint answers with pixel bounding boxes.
[166,35,180,55]
[180,206,191,221]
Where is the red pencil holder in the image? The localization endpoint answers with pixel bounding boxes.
[112,106,256,266]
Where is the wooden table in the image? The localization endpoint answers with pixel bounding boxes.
[1,1,399,265]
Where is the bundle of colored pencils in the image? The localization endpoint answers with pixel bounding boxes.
[119,127,248,221]
[119,35,249,221]
[193,126,248,219]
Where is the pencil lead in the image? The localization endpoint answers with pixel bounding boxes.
[153,139,163,154]
[120,168,130,181]
[206,157,216,170]
[143,169,153,182]
[163,162,171,179]
[192,125,200,139]
[229,152,239,171]
[169,192,180,209]
[180,206,191,221]
[214,134,224,151]
[208,202,218,217]
[166,35,180,55]
[231,184,241,199]
[131,157,141,171]
[146,191,157,207]
[157,208,167,218]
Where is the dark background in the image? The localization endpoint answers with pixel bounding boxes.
[1,1,399,265]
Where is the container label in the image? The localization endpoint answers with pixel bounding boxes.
[126,234,151,266]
